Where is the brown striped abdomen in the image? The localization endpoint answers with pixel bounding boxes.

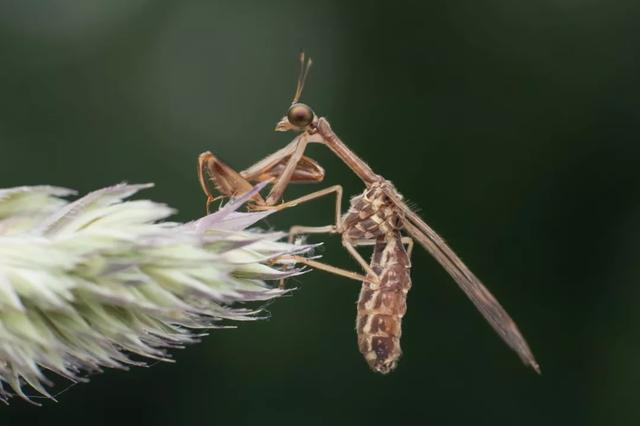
[342,184,401,241]
[356,232,412,374]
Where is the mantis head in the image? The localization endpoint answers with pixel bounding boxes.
[275,52,317,133]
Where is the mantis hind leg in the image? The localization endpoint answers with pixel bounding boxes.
[271,185,343,227]
[265,184,388,288]
[341,236,414,282]
[402,236,414,261]
[276,255,369,284]
[264,185,344,288]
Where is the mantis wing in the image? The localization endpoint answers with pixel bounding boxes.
[383,187,540,373]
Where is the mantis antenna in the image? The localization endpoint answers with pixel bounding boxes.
[293,51,313,104]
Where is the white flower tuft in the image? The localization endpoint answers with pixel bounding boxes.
[0,183,310,404]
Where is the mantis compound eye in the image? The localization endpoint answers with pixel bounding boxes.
[287,103,314,128]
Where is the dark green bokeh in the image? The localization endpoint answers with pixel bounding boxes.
[1,1,639,424]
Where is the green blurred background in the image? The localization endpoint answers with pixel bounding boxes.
[1,1,639,424]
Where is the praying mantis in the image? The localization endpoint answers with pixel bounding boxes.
[198,53,540,374]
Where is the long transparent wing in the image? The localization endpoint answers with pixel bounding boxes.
[383,188,540,373]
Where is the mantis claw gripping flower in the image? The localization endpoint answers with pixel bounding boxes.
[0,183,310,403]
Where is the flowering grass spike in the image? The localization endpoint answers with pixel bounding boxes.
[0,183,310,404]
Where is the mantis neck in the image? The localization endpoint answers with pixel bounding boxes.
[315,117,380,186]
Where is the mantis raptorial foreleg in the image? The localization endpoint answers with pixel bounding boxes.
[199,134,325,213]
[240,133,323,182]
[264,133,309,206]
[198,151,263,213]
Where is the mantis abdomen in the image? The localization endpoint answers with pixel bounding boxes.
[356,232,412,374]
